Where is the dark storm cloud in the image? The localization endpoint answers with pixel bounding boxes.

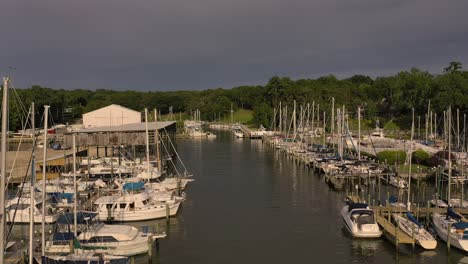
[1,0,467,90]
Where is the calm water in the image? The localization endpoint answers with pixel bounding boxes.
[10,131,467,263]
[130,131,468,264]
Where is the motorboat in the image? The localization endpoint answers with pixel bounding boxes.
[93,182,181,222]
[38,253,130,264]
[5,195,61,223]
[393,212,437,250]
[341,201,382,238]
[46,212,165,256]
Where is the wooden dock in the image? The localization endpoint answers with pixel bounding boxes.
[376,215,415,247]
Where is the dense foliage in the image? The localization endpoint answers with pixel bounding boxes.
[2,62,467,131]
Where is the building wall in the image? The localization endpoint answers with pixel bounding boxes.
[83,105,141,128]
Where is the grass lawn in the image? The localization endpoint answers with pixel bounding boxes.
[222,109,253,124]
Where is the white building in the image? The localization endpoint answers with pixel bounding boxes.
[82,104,141,128]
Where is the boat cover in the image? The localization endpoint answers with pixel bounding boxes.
[123,182,144,191]
[389,195,398,204]
[348,202,368,212]
[448,207,463,221]
[453,222,468,230]
[405,212,422,227]
[57,211,98,225]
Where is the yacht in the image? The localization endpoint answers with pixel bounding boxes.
[93,182,181,222]
[39,253,130,264]
[46,212,165,256]
[393,213,437,250]
[433,209,468,252]
[5,195,61,223]
[341,201,382,238]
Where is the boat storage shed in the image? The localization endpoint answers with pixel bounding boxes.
[82,104,141,128]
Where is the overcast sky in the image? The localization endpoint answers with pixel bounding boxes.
[1,0,467,90]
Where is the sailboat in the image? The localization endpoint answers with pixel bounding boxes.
[432,107,468,252]
[393,212,437,250]
[433,208,468,252]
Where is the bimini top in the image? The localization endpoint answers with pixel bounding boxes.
[57,211,98,225]
[348,202,369,212]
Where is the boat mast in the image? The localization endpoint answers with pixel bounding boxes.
[154,109,161,174]
[358,106,361,161]
[0,76,9,264]
[293,100,296,140]
[73,133,77,236]
[29,102,35,264]
[41,105,49,259]
[448,107,452,203]
[407,108,414,211]
[278,102,282,134]
[331,97,335,148]
[144,108,151,180]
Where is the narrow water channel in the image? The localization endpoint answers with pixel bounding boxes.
[136,131,467,264]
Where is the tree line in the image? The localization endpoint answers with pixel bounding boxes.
[2,62,467,131]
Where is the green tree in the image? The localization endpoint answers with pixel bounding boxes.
[444,61,462,73]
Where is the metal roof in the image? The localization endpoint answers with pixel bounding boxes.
[70,121,176,134]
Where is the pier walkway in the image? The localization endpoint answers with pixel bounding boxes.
[376,215,415,246]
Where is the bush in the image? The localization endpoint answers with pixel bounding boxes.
[412,149,431,164]
[377,150,407,165]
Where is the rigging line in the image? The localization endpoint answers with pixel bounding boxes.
[159,131,181,177]
[6,107,33,187]
[163,127,189,175]
[5,143,35,244]
[10,79,30,118]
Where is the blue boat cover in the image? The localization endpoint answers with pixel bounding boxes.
[52,232,76,241]
[406,212,422,227]
[50,192,74,203]
[448,207,463,221]
[123,182,144,191]
[57,211,98,225]
[389,195,398,204]
[453,222,468,230]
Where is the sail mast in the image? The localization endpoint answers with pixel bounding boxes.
[73,133,77,235]
[154,109,161,174]
[29,103,35,264]
[0,77,9,264]
[41,105,49,259]
[144,108,151,180]
[407,108,415,211]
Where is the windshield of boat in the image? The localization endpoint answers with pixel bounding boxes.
[351,210,375,224]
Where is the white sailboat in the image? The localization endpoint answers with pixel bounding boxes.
[433,209,468,252]
[393,212,436,250]
[341,201,382,238]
